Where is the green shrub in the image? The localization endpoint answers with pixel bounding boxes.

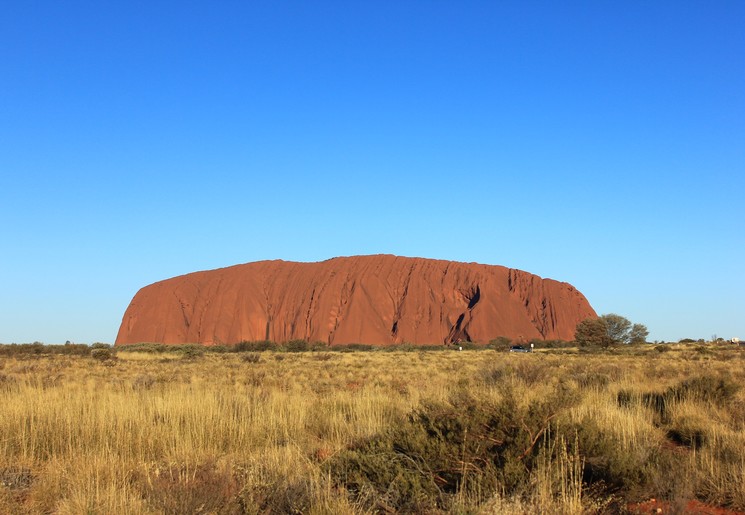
[179,345,205,360]
[332,343,376,352]
[309,341,329,351]
[325,433,443,513]
[383,343,416,352]
[90,348,114,361]
[618,374,739,424]
[0,342,92,357]
[457,341,481,350]
[487,336,512,350]
[540,339,573,349]
[233,340,277,352]
[570,418,674,497]
[668,374,740,406]
[284,340,309,353]
[116,343,170,353]
[325,383,581,511]
[61,343,93,355]
[578,346,605,355]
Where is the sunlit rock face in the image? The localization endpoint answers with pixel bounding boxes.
[116,255,596,346]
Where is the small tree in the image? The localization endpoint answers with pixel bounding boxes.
[601,314,632,344]
[576,314,649,347]
[575,318,612,347]
[285,339,309,352]
[487,336,512,350]
[629,323,649,344]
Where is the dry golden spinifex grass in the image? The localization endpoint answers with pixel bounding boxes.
[0,345,743,514]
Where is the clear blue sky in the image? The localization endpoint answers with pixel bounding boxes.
[1,1,743,344]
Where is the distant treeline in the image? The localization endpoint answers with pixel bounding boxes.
[116,338,575,354]
[0,338,730,359]
[0,337,573,358]
[120,337,578,354]
[0,342,109,357]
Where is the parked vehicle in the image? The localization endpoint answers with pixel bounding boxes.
[509,345,530,353]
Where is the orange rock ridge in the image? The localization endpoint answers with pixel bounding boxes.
[115,255,596,346]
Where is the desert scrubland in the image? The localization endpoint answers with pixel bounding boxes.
[1,344,744,514]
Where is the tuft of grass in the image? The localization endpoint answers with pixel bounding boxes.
[133,459,241,514]
[240,352,262,364]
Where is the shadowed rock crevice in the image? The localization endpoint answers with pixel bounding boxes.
[445,285,482,343]
[467,285,481,309]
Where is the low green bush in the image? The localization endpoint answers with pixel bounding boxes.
[619,373,740,423]
[332,343,376,352]
[668,374,740,406]
[116,343,171,353]
[325,383,582,511]
[539,339,574,349]
[232,340,278,352]
[284,340,309,353]
[90,348,114,361]
[0,342,92,357]
[486,336,512,350]
[382,343,417,352]
[309,341,329,351]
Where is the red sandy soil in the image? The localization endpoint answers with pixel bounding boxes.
[116,254,596,346]
[629,498,744,514]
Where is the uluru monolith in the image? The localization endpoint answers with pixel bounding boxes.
[115,255,596,346]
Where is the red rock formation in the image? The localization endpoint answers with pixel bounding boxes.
[115,255,596,346]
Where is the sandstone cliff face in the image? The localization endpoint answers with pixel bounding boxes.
[115,255,596,346]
